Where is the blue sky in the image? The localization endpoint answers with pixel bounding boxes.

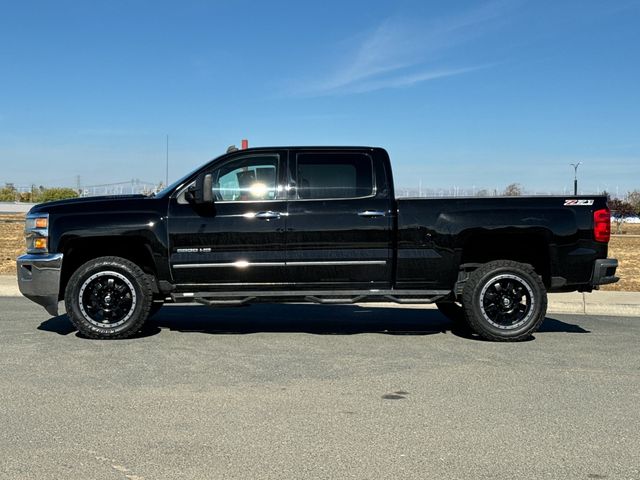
[1,0,639,195]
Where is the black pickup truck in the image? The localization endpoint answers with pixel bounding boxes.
[17,146,618,341]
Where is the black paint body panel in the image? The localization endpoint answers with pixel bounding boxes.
[27,146,610,296]
[395,196,608,290]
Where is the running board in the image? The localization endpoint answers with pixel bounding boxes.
[172,289,451,307]
[194,297,256,307]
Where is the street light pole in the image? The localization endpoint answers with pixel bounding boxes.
[570,162,582,195]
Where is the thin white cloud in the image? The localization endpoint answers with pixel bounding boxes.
[291,1,516,96]
[343,65,493,94]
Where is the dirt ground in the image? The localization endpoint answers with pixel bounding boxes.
[603,223,640,292]
[1,214,638,290]
[0,215,25,275]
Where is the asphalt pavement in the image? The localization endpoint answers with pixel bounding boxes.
[0,297,639,479]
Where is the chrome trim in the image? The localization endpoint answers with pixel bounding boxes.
[173,260,387,269]
[357,210,386,217]
[287,191,378,202]
[287,260,387,266]
[254,211,282,219]
[174,261,286,269]
[243,211,288,219]
[16,253,63,316]
[178,282,296,287]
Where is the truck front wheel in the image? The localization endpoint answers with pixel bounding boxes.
[64,256,153,339]
[461,260,547,341]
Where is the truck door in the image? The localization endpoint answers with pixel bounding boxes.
[285,150,393,289]
[168,151,288,286]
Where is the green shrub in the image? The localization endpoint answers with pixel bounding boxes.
[37,188,79,203]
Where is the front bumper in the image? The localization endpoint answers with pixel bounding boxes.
[592,258,619,286]
[16,253,63,316]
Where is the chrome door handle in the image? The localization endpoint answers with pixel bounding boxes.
[254,211,281,219]
[358,210,386,218]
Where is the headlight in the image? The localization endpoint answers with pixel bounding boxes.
[25,213,49,253]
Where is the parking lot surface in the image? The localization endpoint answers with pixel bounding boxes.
[1,297,638,479]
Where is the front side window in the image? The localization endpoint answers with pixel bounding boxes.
[212,155,279,201]
[295,153,373,200]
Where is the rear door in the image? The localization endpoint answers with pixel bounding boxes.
[285,149,393,289]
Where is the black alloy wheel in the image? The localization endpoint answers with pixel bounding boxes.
[78,271,137,328]
[478,274,534,330]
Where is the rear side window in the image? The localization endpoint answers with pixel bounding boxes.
[295,153,373,200]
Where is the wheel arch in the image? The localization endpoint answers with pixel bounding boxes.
[458,230,552,288]
[58,236,159,299]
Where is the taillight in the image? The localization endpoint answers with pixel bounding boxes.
[594,208,611,243]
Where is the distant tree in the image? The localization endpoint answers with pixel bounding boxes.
[476,189,489,197]
[503,183,523,196]
[18,191,33,202]
[0,183,18,202]
[601,190,611,201]
[626,190,640,214]
[37,188,79,203]
[609,199,637,234]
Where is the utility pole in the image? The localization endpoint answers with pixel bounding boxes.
[570,162,582,195]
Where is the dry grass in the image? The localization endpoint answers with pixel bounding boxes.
[0,214,25,275]
[1,214,638,290]
[603,223,640,292]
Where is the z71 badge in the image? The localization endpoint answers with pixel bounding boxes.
[564,199,594,206]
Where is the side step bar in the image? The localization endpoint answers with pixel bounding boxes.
[194,297,256,307]
[172,289,451,307]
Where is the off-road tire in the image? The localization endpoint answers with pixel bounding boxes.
[461,260,547,342]
[64,256,153,339]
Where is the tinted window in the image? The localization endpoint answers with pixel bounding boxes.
[212,155,278,201]
[296,153,373,200]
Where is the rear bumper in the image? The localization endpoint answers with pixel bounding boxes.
[592,258,619,286]
[16,253,63,316]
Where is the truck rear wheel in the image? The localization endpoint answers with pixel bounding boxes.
[461,260,547,341]
[64,256,153,339]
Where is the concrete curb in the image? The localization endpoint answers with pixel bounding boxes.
[1,275,638,317]
[0,275,20,297]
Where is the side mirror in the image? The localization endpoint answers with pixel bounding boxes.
[186,173,214,204]
[201,173,213,203]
